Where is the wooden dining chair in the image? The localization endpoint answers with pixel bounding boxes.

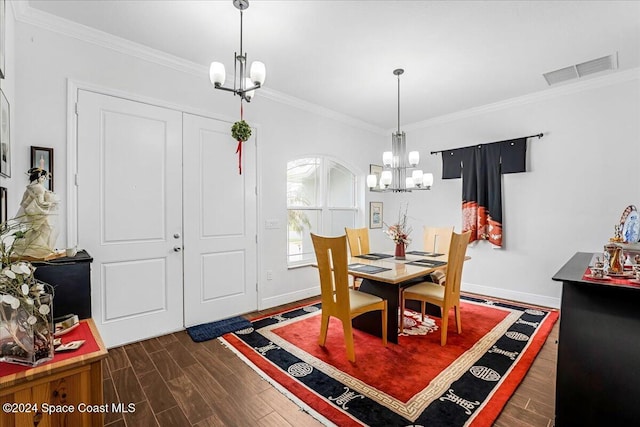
[423,226,454,285]
[345,227,370,289]
[311,233,387,362]
[345,227,370,256]
[401,231,471,345]
[423,226,454,255]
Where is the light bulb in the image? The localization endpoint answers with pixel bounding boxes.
[380,171,392,187]
[408,151,420,166]
[423,173,434,188]
[406,177,415,189]
[250,61,266,85]
[382,152,393,167]
[366,174,377,189]
[412,170,423,187]
[244,78,255,100]
[209,62,225,86]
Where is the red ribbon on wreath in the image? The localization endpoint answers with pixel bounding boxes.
[236,103,244,175]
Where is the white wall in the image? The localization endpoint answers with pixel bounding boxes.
[375,72,640,307]
[13,16,383,311]
[12,6,639,313]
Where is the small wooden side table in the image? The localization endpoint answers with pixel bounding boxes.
[0,319,108,427]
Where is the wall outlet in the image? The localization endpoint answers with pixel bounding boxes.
[266,270,273,280]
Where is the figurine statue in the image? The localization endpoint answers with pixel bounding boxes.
[11,168,60,258]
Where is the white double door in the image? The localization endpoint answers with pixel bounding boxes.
[77,90,257,347]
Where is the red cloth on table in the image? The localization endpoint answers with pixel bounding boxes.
[0,321,101,377]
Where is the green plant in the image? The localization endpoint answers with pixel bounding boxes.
[231,120,252,142]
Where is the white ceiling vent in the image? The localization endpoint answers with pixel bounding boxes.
[543,53,618,85]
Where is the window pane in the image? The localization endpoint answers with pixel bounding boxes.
[329,209,356,236]
[287,209,320,263]
[327,161,355,207]
[287,158,320,207]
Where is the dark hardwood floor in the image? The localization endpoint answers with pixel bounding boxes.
[103,296,559,427]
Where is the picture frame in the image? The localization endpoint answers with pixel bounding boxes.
[0,0,5,79]
[370,201,383,229]
[0,187,6,224]
[369,164,383,192]
[31,146,54,191]
[0,90,9,177]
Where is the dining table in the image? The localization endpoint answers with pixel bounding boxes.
[347,250,450,344]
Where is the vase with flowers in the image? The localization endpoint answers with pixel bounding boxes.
[0,216,55,367]
[383,204,413,260]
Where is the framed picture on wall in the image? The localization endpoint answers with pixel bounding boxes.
[31,146,54,191]
[0,186,6,224]
[0,90,9,177]
[370,201,383,229]
[0,0,5,79]
[369,164,383,192]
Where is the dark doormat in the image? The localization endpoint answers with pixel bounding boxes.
[186,316,252,342]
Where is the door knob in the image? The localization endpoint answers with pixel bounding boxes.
[173,233,181,239]
[173,246,182,252]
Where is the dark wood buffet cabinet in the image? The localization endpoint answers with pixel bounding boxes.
[552,252,640,426]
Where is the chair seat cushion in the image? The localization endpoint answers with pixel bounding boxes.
[349,289,384,311]
[404,281,445,301]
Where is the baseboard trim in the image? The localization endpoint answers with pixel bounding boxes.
[260,287,320,311]
[462,282,561,309]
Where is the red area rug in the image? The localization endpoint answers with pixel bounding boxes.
[221,295,558,426]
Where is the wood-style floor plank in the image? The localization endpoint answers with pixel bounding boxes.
[111,366,147,405]
[122,400,159,427]
[137,369,179,414]
[124,342,156,376]
[103,378,123,426]
[167,375,215,424]
[140,337,164,354]
[155,406,192,427]
[103,296,559,426]
[148,349,184,382]
[106,346,130,372]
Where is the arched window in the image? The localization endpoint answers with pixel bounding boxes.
[287,157,358,266]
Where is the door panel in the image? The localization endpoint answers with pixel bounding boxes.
[102,111,167,242]
[202,251,245,300]
[102,258,167,320]
[183,114,257,327]
[77,90,183,347]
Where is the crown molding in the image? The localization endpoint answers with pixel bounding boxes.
[14,3,385,135]
[14,4,206,77]
[260,87,385,134]
[400,67,640,133]
[10,0,27,19]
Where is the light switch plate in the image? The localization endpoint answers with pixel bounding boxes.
[265,219,280,229]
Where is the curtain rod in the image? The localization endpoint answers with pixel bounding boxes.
[430,133,544,155]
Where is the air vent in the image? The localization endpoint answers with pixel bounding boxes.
[543,53,618,85]
[543,66,578,85]
[576,54,618,77]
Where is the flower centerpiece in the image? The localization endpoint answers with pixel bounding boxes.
[383,204,412,260]
[0,217,55,366]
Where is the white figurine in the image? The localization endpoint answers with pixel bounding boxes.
[11,168,60,258]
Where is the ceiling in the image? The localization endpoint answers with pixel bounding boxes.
[27,1,640,130]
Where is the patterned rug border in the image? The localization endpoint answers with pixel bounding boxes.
[218,335,337,426]
[223,295,558,427]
